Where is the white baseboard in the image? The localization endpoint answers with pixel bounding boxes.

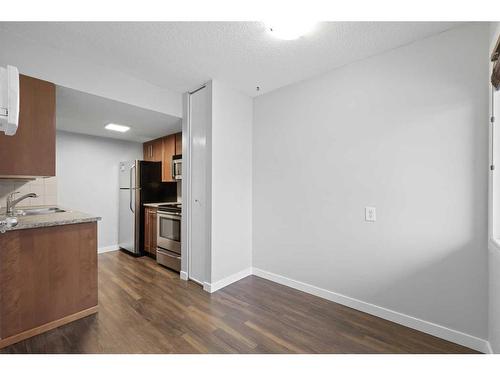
[180,271,188,281]
[203,282,211,293]
[252,267,490,353]
[486,341,494,354]
[98,245,120,254]
[204,267,253,293]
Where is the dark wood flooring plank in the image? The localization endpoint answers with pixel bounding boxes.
[0,250,479,354]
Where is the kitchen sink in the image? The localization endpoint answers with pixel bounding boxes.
[15,207,66,216]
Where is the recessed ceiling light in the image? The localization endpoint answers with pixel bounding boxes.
[265,21,318,40]
[105,123,130,133]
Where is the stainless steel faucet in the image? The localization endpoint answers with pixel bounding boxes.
[6,191,38,216]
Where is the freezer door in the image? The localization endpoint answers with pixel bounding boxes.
[139,161,162,185]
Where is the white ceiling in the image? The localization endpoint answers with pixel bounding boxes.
[56,86,181,143]
[0,22,462,97]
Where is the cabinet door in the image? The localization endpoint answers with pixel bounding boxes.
[144,208,151,252]
[0,223,97,340]
[151,210,157,253]
[162,135,176,182]
[143,139,163,163]
[175,132,182,155]
[0,75,56,177]
[152,138,163,162]
[143,141,153,161]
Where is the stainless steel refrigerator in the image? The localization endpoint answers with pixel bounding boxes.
[118,160,175,255]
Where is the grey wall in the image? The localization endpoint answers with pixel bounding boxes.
[210,80,253,283]
[489,21,500,354]
[56,130,143,251]
[253,23,489,340]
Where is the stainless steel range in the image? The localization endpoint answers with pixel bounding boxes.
[156,203,181,272]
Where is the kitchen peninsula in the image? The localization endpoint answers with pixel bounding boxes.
[0,208,100,349]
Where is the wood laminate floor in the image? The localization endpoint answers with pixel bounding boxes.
[1,251,478,354]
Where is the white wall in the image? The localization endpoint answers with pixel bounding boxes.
[488,21,500,354]
[253,23,489,347]
[210,80,253,284]
[0,29,182,117]
[56,131,142,251]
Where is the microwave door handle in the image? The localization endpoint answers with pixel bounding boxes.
[172,159,175,179]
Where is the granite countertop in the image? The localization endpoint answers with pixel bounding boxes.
[1,206,101,231]
[143,202,180,208]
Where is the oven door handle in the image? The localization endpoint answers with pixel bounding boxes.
[158,213,181,221]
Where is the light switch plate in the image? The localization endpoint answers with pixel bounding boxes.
[365,206,376,222]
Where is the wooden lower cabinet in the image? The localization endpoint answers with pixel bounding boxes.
[0,222,98,348]
[144,207,157,256]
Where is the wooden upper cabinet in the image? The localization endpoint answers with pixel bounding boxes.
[152,138,163,162]
[175,132,182,155]
[143,141,153,161]
[143,131,181,182]
[143,139,163,162]
[0,75,56,177]
[162,134,176,182]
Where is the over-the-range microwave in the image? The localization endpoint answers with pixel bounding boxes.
[172,155,182,180]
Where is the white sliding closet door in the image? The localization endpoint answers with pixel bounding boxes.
[188,86,210,285]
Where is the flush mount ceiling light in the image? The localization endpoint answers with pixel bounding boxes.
[265,21,318,40]
[105,123,130,132]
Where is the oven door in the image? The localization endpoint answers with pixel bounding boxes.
[157,212,181,254]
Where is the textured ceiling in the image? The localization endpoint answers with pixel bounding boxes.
[57,86,181,143]
[1,22,462,97]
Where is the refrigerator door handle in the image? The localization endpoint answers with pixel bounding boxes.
[129,164,135,213]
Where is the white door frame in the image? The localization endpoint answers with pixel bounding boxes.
[180,91,190,281]
[181,83,211,285]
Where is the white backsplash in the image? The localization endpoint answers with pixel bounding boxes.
[0,177,58,210]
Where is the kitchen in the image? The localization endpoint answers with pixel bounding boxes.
[0,72,190,349]
[121,131,183,271]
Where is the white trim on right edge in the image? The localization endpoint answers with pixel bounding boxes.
[252,267,490,353]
